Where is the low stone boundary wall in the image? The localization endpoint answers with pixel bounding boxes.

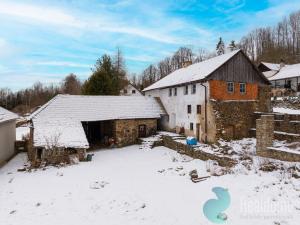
[157,135,237,167]
[258,147,300,162]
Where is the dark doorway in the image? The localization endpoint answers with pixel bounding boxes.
[138,125,147,138]
[82,120,114,147]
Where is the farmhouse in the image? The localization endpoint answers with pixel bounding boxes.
[28,95,165,164]
[120,83,143,96]
[0,107,18,166]
[258,61,300,96]
[143,50,271,143]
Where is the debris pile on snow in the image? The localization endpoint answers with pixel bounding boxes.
[89,181,109,189]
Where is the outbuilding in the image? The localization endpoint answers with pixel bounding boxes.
[0,107,18,166]
[28,95,165,164]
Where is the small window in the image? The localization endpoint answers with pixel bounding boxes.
[239,83,246,94]
[197,105,201,114]
[190,123,194,131]
[174,88,177,96]
[184,85,188,95]
[132,90,136,94]
[169,88,172,96]
[192,84,196,94]
[187,105,191,114]
[123,89,128,94]
[227,82,234,93]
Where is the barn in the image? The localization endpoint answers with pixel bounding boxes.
[28,95,165,164]
[0,107,18,166]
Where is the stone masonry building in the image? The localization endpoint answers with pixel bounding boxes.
[29,95,165,164]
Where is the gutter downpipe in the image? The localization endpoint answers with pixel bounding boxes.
[199,82,208,143]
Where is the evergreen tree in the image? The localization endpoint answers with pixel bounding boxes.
[216,37,225,55]
[82,54,120,95]
[228,40,237,52]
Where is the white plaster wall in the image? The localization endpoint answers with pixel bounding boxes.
[120,84,142,96]
[145,82,209,137]
[0,120,16,166]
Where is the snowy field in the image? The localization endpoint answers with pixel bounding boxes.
[0,145,300,225]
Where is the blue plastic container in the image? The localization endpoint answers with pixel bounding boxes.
[186,137,197,145]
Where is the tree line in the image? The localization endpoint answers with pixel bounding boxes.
[239,10,300,63]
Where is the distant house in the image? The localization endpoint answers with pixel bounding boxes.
[120,83,142,96]
[258,61,300,96]
[143,50,271,143]
[28,95,165,164]
[0,107,18,166]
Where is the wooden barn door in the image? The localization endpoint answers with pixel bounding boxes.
[138,125,146,138]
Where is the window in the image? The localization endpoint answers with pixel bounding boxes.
[239,83,246,94]
[132,90,136,94]
[124,89,128,94]
[169,88,172,96]
[227,82,234,93]
[187,105,191,114]
[190,123,194,131]
[197,105,201,114]
[174,88,177,96]
[184,85,188,95]
[192,84,196,94]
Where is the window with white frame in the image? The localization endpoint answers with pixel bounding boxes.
[239,83,246,94]
[174,87,177,96]
[227,82,234,93]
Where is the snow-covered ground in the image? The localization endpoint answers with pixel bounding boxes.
[273,107,300,115]
[0,144,300,225]
[16,126,30,141]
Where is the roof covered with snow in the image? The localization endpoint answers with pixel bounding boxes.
[143,50,241,91]
[269,63,300,81]
[31,95,165,149]
[0,107,18,124]
[260,62,281,71]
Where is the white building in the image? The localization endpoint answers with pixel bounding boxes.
[120,83,143,96]
[0,107,18,166]
[258,61,300,96]
[143,50,270,142]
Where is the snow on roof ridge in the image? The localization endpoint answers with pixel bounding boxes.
[143,49,241,91]
[0,106,18,123]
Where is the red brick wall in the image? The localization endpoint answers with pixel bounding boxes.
[209,80,258,100]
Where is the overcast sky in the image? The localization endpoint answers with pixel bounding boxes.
[0,0,299,90]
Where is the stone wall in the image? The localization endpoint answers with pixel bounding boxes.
[261,147,300,162]
[257,86,272,112]
[161,135,236,167]
[41,148,86,164]
[256,114,300,162]
[209,100,257,142]
[115,119,157,147]
[256,115,274,154]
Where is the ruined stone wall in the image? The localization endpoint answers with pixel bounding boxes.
[115,119,157,147]
[161,135,236,167]
[256,115,274,154]
[41,148,86,164]
[257,85,272,112]
[208,100,257,142]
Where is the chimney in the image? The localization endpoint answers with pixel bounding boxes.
[182,60,192,68]
[280,58,285,69]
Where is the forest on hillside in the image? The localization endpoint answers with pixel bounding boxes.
[0,10,299,115]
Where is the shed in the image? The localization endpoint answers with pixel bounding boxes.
[0,107,18,166]
[29,95,166,164]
